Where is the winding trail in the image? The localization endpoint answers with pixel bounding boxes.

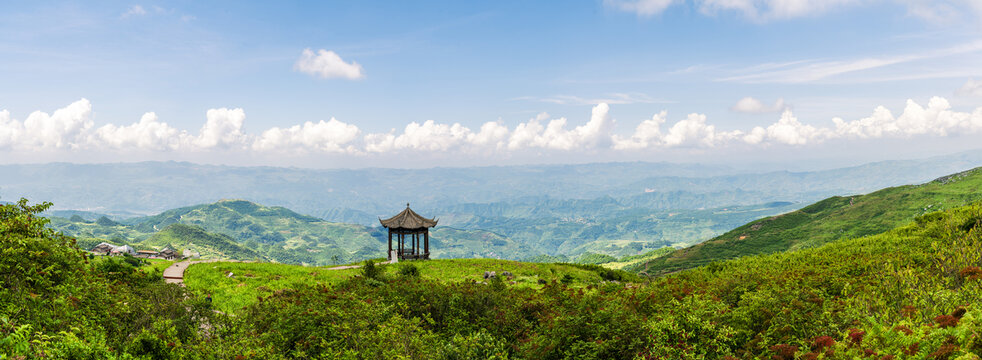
[162,259,226,286]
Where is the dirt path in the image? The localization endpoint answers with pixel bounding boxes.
[162,259,226,285]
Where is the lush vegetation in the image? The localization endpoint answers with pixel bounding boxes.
[49,198,804,267]
[646,167,982,275]
[184,258,638,313]
[1,199,219,359]
[8,191,982,358]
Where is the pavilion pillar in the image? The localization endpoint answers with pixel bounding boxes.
[424,231,429,259]
[388,231,392,260]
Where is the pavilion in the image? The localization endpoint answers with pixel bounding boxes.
[379,203,437,261]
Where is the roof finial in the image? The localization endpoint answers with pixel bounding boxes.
[407,202,410,208]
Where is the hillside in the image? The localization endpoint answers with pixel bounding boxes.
[8,195,982,358]
[184,258,639,312]
[144,223,263,260]
[642,166,982,274]
[173,202,982,358]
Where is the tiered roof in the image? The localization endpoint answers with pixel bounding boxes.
[379,203,438,229]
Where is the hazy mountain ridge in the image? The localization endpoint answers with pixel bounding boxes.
[5,150,982,222]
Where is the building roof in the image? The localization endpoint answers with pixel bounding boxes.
[91,242,116,253]
[379,203,438,229]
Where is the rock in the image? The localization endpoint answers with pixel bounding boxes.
[484,271,497,279]
[537,279,547,285]
[501,271,513,277]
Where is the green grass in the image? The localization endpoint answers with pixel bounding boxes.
[184,258,635,313]
[644,166,982,275]
[145,258,174,273]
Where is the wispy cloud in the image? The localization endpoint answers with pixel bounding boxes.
[121,5,147,18]
[957,79,982,97]
[606,0,982,23]
[719,40,982,84]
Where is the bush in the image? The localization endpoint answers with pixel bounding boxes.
[399,263,420,277]
[362,259,384,280]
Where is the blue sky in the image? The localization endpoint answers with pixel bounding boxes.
[2,0,982,168]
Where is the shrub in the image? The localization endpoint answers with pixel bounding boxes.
[399,263,419,277]
[362,259,384,280]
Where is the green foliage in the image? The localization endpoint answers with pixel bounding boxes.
[361,259,384,280]
[1,199,218,358]
[11,195,982,358]
[575,251,617,264]
[398,263,420,277]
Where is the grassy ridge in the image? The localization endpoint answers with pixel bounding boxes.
[644,167,982,275]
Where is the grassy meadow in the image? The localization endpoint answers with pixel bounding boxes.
[184,258,639,313]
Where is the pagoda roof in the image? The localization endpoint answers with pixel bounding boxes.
[379,203,438,229]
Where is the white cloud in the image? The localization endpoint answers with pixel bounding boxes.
[720,40,982,84]
[0,110,16,149]
[698,0,860,21]
[91,112,186,151]
[607,0,982,22]
[757,110,830,145]
[612,111,667,150]
[294,49,365,80]
[121,5,147,18]
[194,108,248,149]
[831,96,982,138]
[958,79,982,97]
[731,97,786,113]
[520,93,671,105]
[253,118,361,153]
[506,104,615,151]
[11,99,95,150]
[604,0,678,16]
[3,97,982,157]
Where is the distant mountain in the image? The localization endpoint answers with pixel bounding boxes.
[49,199,542,265]
[641,166,982,275]
[5,150,982,222]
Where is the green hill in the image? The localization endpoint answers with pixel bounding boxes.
[9,195,982,358]
[126,199,381,264]
[642,166,982,275]
[145,223,262,260]
[49,199,542,265]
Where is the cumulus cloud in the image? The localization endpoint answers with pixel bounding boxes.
[519,93,671,105]
[193,108,248,149]
[731,97,787,113]
[254,118,360,153]
[294,49,365,80]
[91,112,185,151]
[3,97,982,156]
[10,99,95,150]
[506,104,615,151]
